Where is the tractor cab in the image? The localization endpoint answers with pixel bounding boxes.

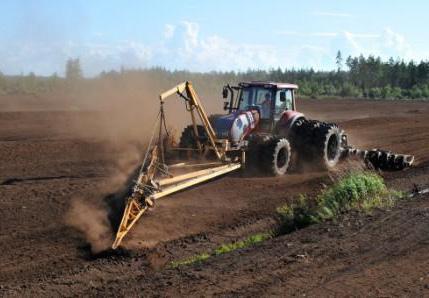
[233,81,298,131]
[214,82,303,144]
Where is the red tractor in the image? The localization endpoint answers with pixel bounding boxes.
[112,81,414,248]
[180,81,346,175]
[178,81,413,175]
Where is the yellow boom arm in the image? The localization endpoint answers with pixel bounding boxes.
[160,81,222,160]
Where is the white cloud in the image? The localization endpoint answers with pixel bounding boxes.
[164,24,175,39]
[0,39,153,76]
[312,11,352,18]
[342,31,366,55]
[173,22,280,71]
[277,31,379,39]
[276,30,299,36]
[181,21,199,54]
[326,28,424,67]
[81,41,152,74]
[197,35,279,70]
[0,22,424,76]
[277,31,338,38]
[300,45,329,52]
[313,32,338,37]
[381,27,413,59]
[286,45,332,70]
[345,32,380,39]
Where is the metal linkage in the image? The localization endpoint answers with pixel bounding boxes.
[341,147,415,171]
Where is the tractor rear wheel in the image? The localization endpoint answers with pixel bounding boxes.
[290,119,342,170]
[261,138,291,176]
[315,125,342,169]
[179,125,208,159]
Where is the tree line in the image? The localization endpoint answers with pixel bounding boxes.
[1,53,429,100]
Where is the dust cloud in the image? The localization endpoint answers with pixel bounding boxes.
[66,78,192,144]
[65,198,113,253]
[57,77,223,251]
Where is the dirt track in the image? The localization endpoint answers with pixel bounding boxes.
[1,98,429,296]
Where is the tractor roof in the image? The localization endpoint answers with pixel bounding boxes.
[239,81,299,89]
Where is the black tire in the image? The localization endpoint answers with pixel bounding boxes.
[290,119,342,170]
[261,138,291,176]
[317,125,341,169]
[179,125,208,159]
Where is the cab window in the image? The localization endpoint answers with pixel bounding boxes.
[274,89,293,119]
[238,87,274,119]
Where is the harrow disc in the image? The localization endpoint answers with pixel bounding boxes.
[342,147,414,171]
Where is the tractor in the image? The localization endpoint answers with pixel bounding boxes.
[179,81,345,176]
[111,81,413,249]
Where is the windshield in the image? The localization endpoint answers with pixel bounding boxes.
[238,87,274,119]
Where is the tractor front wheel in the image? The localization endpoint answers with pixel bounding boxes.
[290,119,342,171]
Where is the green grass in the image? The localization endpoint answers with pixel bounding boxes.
[276,171,402,233]
[171,172,404,269]
[170,233,271,268]
[170,253,210,268]
[214,233,271,255]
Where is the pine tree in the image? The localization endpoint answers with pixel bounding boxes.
[335,50,343,72]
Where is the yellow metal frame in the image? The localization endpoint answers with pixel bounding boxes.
[160,81,223,160]
[112,161,241,249]
[112,82,241,249]
[112,199,148,249]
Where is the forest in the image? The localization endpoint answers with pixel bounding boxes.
[1,52,429,100]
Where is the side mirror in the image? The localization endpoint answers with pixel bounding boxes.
[223,101,229,111]
[280,91,286,102]
[222,86,228,99]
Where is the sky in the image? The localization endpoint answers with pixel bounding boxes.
[0,0,427,77]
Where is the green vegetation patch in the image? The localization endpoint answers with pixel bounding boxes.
[277,172,402,233]
[214,233,271,255]
[171,172,404,269]
[170,253,210,268]
[170,233,271,268]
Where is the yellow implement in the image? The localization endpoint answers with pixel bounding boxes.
[112,82,243,249]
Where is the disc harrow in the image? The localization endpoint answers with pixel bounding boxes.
[341,147,414,171]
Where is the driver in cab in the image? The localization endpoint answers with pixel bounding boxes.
[261,92,272,119]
